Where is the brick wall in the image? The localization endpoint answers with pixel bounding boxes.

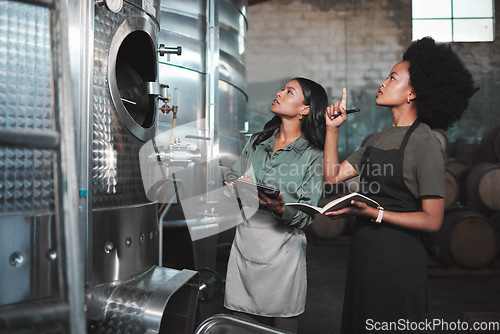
[245,0,500,160]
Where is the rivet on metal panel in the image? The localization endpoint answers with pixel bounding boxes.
[9,252,24,266]
[104,241,114,253]
[46,249,58,262]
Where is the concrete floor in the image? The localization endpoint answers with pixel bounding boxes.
[203,233,500,333]
[298,235,500,334]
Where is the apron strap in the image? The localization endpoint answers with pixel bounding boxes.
[399,119,421,151]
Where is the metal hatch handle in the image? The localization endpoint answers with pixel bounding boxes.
[158,44,182,57]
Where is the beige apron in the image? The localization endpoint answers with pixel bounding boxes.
[224,210,307,317]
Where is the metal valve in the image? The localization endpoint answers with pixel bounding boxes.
[197,268,222,304]
[154,141,202,167]
[159,103,177,115]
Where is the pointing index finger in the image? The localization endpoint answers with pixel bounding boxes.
[340,87,347,110]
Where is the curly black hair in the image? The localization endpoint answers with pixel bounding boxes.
[252,77,328,150]
[403,37,479,130]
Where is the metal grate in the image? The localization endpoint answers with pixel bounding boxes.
[0,1,55,215]
[0,0,85,332]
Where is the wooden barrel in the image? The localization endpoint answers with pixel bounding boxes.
[309,214,348,240]
[489,211,500,231]
[452,138,482,166]
[488,211,500,253]
[444,169,460,208]
[480,125,500,162]
[436,208,499,269]
[465,163,500,212]
[446,158,468,179]
[458,163,477,205]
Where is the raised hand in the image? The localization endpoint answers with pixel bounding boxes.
[325,87,347,129]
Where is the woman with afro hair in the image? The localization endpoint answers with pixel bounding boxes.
[323,37,478,333]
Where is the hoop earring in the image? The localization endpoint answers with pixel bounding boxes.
[299,114,303,120]
[407,96,411,104]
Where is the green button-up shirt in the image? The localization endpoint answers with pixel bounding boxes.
[225,128,324,229]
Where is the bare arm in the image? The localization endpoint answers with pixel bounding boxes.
[324,88,359,184]
[326,197,445,232]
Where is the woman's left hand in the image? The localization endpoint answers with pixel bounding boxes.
[259,193,285,216]
[325,200,375,218]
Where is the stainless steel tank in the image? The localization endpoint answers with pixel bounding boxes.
[88,0,161,287]
[84,1,199,333]
[154,0,248,320]
[0,0,200,333]
[0,1,84,332]
[155,0,248,317]
[0,1,58,306]
[0,0,248,331]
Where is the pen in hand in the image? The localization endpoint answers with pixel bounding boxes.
[329,108,360,120]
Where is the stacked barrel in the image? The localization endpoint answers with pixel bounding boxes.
[437,126,500,269]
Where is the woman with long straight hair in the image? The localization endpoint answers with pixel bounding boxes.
[224,77,328,332]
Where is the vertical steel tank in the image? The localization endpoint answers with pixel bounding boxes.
[88,0,161,288]
[83,1,200,333]
[0,0,84,332]
[156,0,248,318]
[0,0,200,333]
[157,0,248,320]
[0,0,248,331]
[0,0,57,305]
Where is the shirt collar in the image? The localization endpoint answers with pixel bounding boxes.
[260,127,310,154]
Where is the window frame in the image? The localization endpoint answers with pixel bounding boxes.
[412,0,495,42]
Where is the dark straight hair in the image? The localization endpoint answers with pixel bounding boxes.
[251,77,328,150]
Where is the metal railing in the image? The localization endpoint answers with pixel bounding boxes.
[195,314,292,334]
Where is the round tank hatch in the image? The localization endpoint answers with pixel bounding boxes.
[108,16,158,141]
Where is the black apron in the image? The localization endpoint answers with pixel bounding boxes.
[341,120,428,334]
